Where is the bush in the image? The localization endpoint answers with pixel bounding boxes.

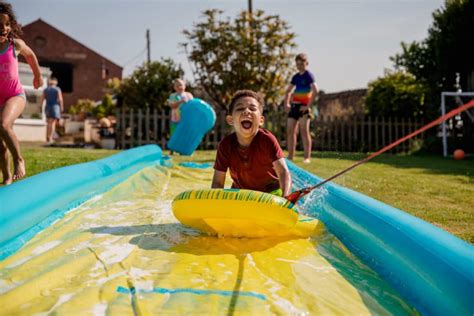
[365,71,428,118]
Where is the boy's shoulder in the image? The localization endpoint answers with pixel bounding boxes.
[293,70,314,77]
[256,128,280,144]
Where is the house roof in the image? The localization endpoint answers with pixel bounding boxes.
[22,19,122,70]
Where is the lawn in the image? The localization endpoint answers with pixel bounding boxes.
[10,144,474,243]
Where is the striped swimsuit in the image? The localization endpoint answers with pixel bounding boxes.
[0,40,24,107]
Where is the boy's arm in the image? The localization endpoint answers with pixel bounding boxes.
[211,170,226,188]
[283,84,295,113]
[58,89,64,112]
[16,39,43,89]
[273,158,292,197]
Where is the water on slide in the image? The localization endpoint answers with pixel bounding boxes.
[0,164,417,315]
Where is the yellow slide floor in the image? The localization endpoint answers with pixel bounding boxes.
[0,164,417,315]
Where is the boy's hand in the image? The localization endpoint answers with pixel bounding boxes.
[33,75,43,89]
[284,104,291,113]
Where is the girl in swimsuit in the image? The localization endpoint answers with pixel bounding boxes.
[0,2,43,184]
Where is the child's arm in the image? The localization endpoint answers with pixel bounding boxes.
[273,158,292,197]
[308,82,319,109]
[58,88,64,112]
[15,39,43,89]
[283,84,295,113]
[211,170,226,188]
[39,91,45,109]
[168,100,182,109]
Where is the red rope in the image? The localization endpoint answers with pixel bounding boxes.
[286,100,474,204]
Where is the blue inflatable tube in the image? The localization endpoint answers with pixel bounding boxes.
[0,145,163,260]
[288,161,474,316]
[167,98,216,155]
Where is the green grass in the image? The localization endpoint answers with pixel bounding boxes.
[9,144,474,243]
[19,145,118,178]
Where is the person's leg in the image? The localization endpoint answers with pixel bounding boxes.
[299,115,312,163]
[0,139,12,185]
[46,118,53,142]
[50,119,58,141]
[286,118,298,160]
[0,96,26,180]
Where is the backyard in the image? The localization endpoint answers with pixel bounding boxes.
[17,143,474,244]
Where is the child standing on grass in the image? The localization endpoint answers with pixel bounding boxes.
[166,78,193,154]
[0,2,43,184]
[283,53,319,163]
[40,76,64,143]
[212,90,292,198]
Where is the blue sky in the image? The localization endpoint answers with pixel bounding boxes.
[11,0,444,92]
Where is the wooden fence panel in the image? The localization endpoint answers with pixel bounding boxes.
[116,107,424,153]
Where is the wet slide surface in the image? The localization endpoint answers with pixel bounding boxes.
[0,164,417,315]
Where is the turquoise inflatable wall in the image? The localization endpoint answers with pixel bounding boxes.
[167,98,216,155]
[288,161,474,316]
[0,145,163,259]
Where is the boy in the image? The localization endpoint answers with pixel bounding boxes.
[283,53,319,163]
[40,76,64,143]
[211,90,292,198]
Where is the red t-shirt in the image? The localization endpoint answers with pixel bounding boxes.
[214,128,285,193]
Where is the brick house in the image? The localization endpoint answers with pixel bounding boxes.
[21,19,122,110]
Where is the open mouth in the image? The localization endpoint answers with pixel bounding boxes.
[240,119,253,130]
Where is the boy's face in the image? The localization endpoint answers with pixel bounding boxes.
[0,14,11,44]
[173,81,185,93]
[226,96,264,140]
[296,59,308,73]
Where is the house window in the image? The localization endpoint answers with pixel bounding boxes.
[34,36,47,48]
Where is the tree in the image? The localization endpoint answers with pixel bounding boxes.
[365,71,428,118]
[182,9,297,110]
[391,0,474,118]
[119,59,184,109]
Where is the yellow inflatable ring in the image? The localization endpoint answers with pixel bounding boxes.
[172,189,323,238]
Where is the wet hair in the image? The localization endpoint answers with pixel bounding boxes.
[0,2,22,40]
[227,90,264,114]
[295,53,308,63]
[173,78,185,86]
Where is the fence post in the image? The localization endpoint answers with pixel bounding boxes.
[160,109,167,149]
[367,116,372,151]
[153,108,158,145]
[145,107,150,143]
[394,117,399,153]
[138,109,143,146]
[381,117,386,149]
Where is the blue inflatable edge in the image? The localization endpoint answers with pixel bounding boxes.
[0,145,163,260]
[287,160,474,316]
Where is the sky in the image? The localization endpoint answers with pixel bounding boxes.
[10,0,444,93]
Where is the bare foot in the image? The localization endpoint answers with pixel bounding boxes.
[2,177,12,185]
[13,158,26,180]
[303,158,311,164]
